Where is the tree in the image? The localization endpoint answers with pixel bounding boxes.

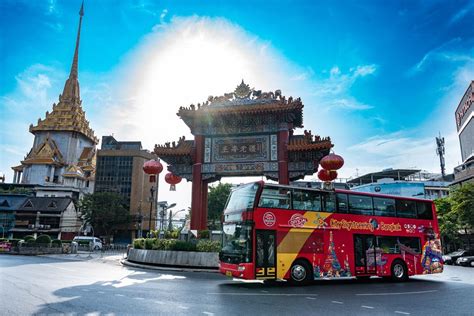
[207,183,232,229]
[78,192,130,237]
[435,183,474,251]
[450,183,474,249]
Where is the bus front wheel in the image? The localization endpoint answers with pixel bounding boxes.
[289,260,312,285]
[391,259,408,282]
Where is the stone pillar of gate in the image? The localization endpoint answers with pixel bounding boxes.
[191,135,205,230]
[201,180,209,229]
[278,129,289,185]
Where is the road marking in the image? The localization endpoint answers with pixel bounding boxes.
[133,297,145,300]
[98,291,105,294]
[395,311,410,315]
[306,297,317,300]
[332,301,343,304]
[82,289,89,292]
[207,293,318,297]
[178,306,189,310]
[155,301,165,305]
[356,290,437,296]
[261,290,269,293]
[362,305,374,309]
[43,264,74,272]
[115,294,124,297]
[203,312,214,315]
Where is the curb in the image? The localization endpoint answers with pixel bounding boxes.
[120,259,219,273]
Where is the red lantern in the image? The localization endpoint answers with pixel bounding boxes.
[320,153,344,171]
[165,172,182,191]
[143,160,163,183]
[317,169,338,182]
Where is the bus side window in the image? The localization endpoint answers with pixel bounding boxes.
[396,200,417,218]
[258,186,291,209]
[348,194,373,216]
[322,193,336,212]
[292,189,321,211]
[416,202,433,220]
[336,193,348,213]
[373,197,396,217]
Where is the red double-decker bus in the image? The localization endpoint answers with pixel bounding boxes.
[219,181,443,284]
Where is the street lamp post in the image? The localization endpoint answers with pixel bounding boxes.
[158,202,176,238]
[148,186,155,237]
[168,209,186,231]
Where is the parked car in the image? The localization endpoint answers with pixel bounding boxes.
[442,249,474,265]
[456,256,474,267]
[73,236,103,250]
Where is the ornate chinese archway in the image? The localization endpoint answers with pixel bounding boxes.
[154,81,333,230]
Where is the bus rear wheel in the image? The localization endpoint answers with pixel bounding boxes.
[391,260,408,282]
[289,260,312,285]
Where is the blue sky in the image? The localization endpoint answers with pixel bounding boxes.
[1,0,473,208]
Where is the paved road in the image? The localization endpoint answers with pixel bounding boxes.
[1,254,473,315]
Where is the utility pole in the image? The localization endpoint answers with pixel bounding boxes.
[436,133,446,179]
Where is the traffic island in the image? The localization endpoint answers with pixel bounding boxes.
[126,248,219,270]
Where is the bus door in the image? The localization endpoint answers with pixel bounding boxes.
[354,234,377,275]
[255,230,276,279]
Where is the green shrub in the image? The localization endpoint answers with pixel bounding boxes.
[36,234,52,245]
[133,238,145,249]
[198,230,210,239]
[52,239,62,248]
[24,235,35,242]
[25,238,36,246]
[60,240,73,244]
[196,240,221,252]
[173,240,196,251]
[145,238,155,250]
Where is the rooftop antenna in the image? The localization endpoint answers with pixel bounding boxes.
[436,132,446,178]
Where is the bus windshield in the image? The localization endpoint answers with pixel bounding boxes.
[220,223,253,264]
[224,182,260,214]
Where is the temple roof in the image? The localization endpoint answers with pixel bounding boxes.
[288,131,333,152]
[28,1,98,144]
[177,81,304,130]
[21,135,65,166]
[154,137,193,157]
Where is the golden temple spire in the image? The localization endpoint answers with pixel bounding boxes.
[61,0,84,103]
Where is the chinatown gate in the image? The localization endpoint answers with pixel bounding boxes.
[154,81,333,230]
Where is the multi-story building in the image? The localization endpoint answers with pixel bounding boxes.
[348,168,451,200]
[94,136,157,242]
[11,3,98,197]
[452,81,474,186]
[0,194,81,240]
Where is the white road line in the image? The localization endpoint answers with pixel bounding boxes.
[356,290,437,296]
[306,297,317,300]
[395,311,410,315]
[178,306,189,310]
[202,312,214,315]
[43,264,75,272]
[362,305,374,309]
[331,301,343,304]
[133,297,145,300]
[115,294,124,297]
[155,301,165,305]
[261,290,269,293]
[207,293,318,296]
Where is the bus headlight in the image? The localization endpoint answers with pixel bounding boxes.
[238,266,246,271]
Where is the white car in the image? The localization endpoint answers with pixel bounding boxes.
[73,236,103,250]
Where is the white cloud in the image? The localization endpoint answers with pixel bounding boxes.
[310,64,377,111]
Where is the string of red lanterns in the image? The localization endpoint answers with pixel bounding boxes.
[317,153,344,183]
